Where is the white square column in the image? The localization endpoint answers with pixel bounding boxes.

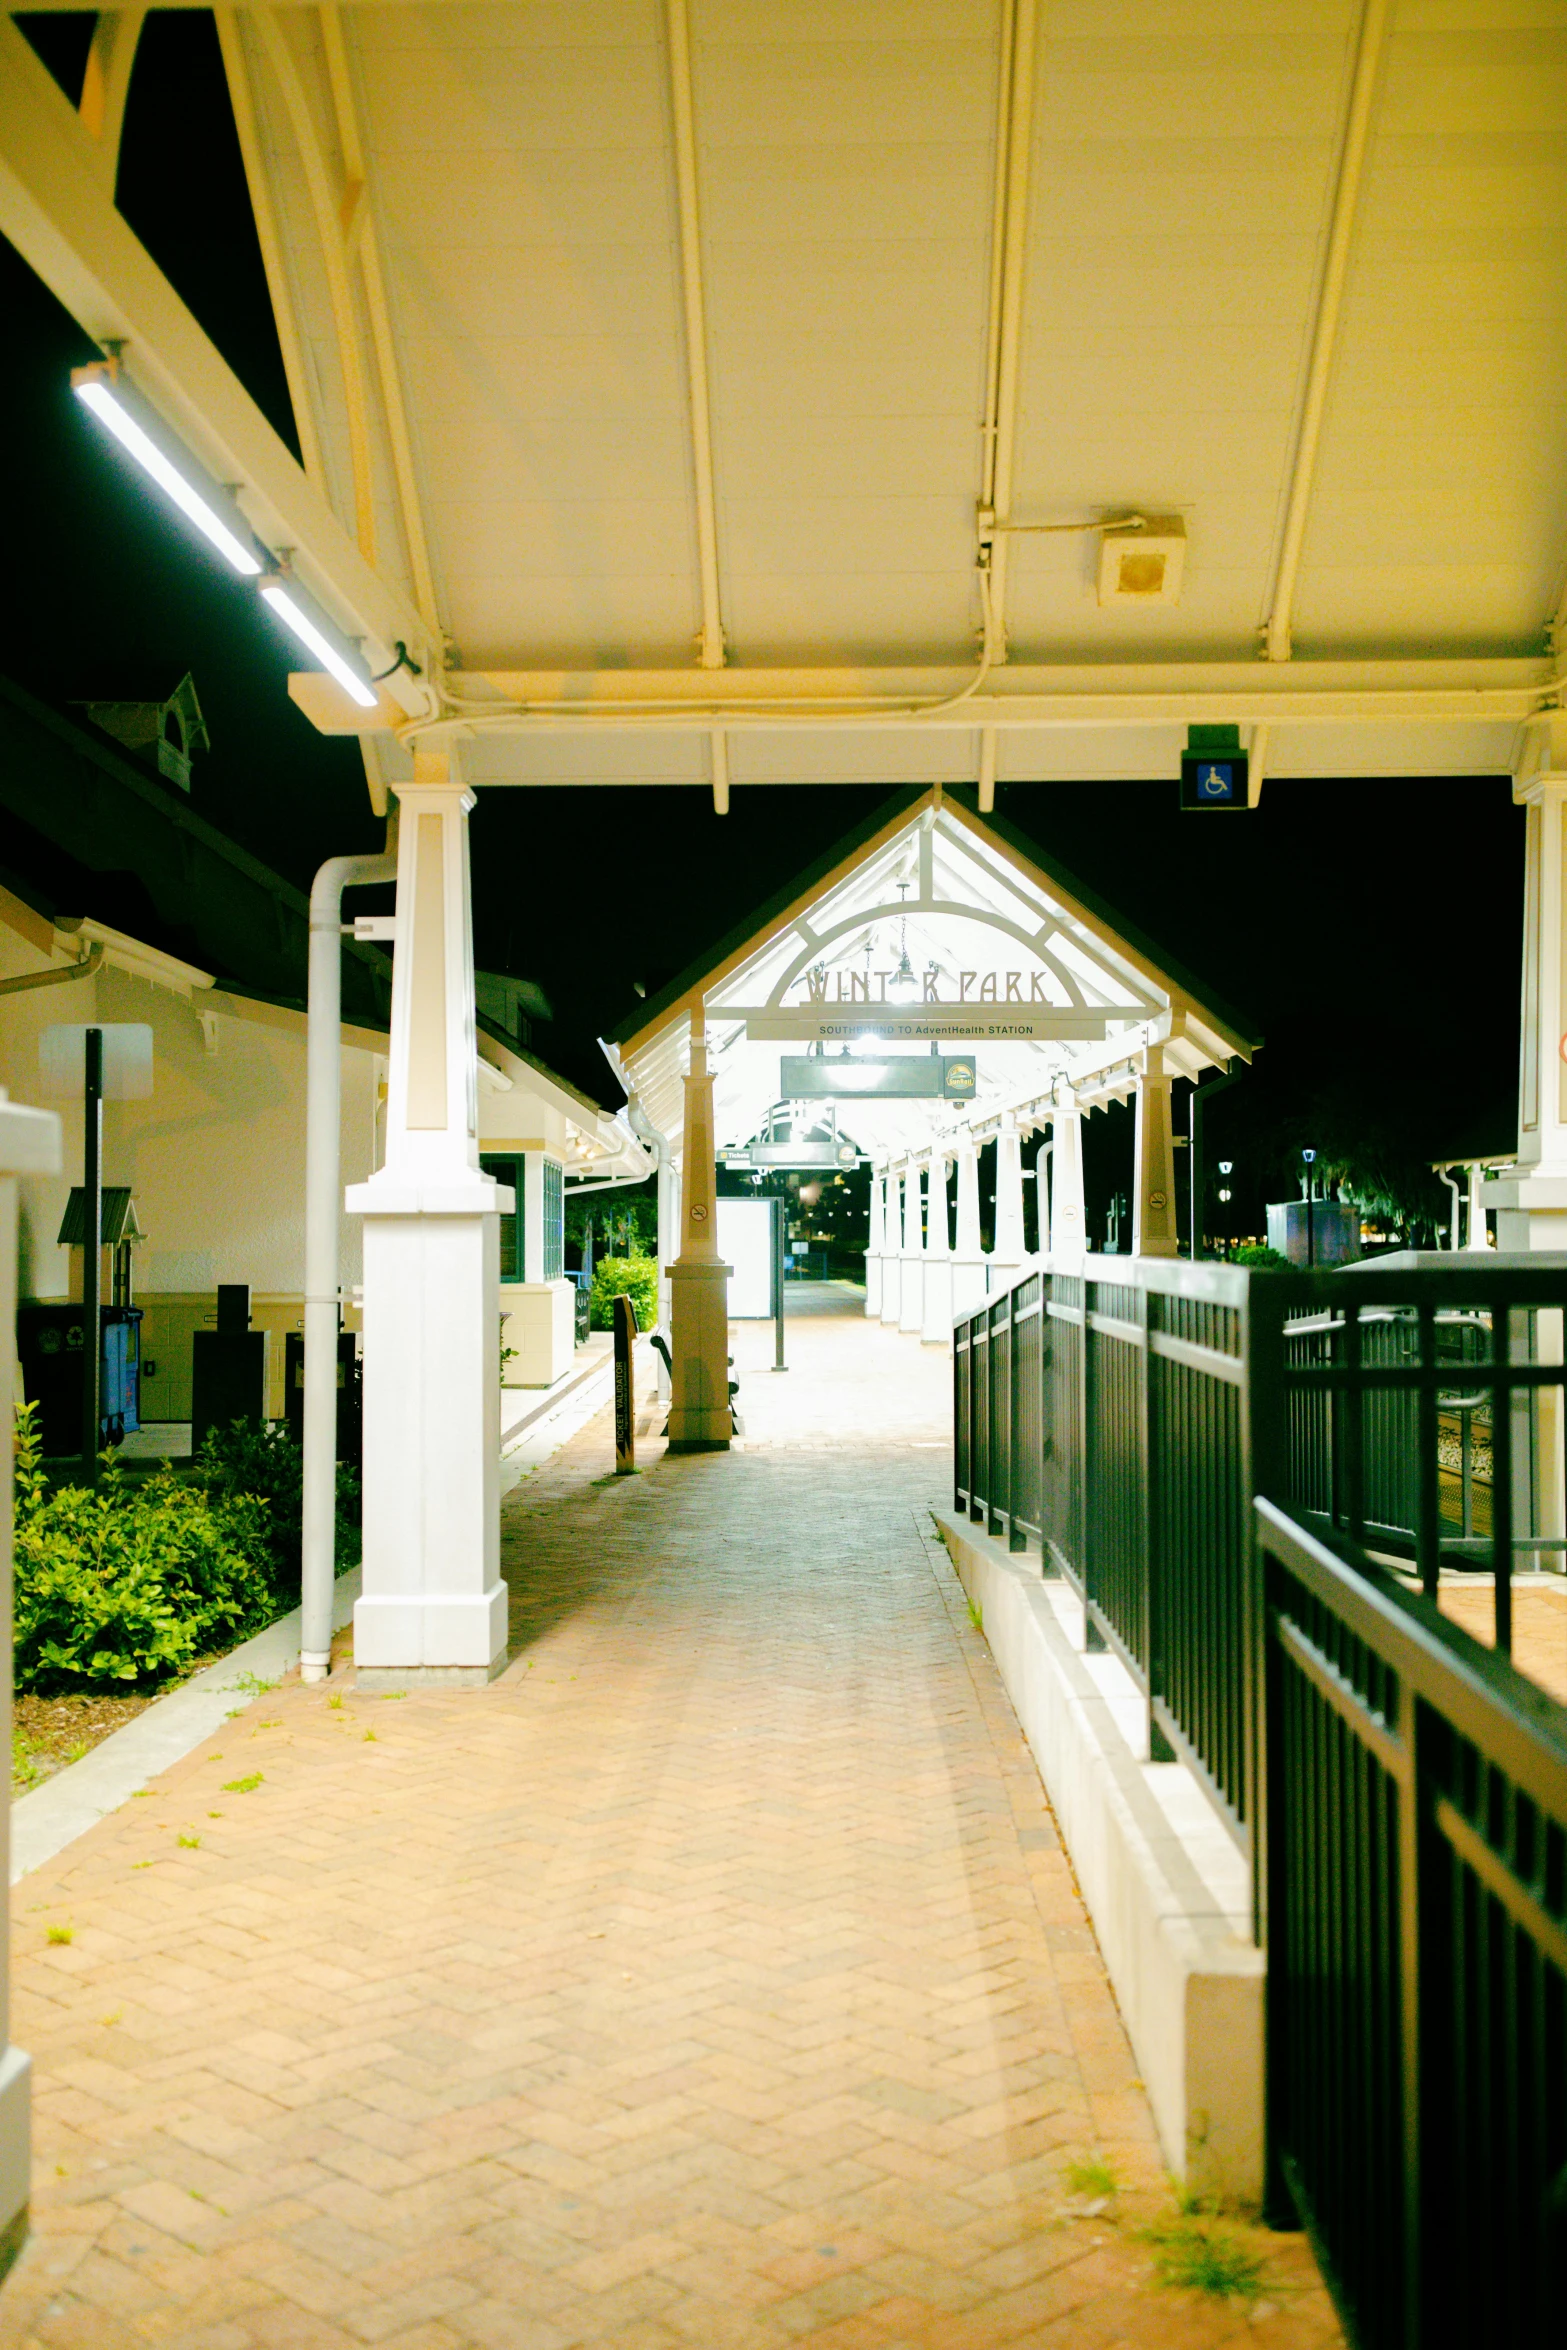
[921,1150,953,1343]
[900,1159,925,1331]
[1132,1049,1179,1259]
[1049,1093,1087,1262]
[864,1167,884,1317]
[667,1026,732,1450]
[880,1169,903,1324]
[347,754,511,1684]
[1484,743,1567,1554]
[990,1117,1027,1286]
[0,1096,62,2277]
[952,1135,986,1317]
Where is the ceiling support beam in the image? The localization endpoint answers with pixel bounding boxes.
[664,0,725,670]
[213,5,325,488]
[1247,722,1269,806]
[0,15,432,704]
[1263,0,1389,663]
[331,654,1557,742]
[248,4,377,566]
[319,3,440,632]
[78,5,144,188]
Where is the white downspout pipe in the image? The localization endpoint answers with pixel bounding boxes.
[1437,1165,1461,1251]
[301,828,397,1683]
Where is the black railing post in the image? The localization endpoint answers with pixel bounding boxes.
[1491,1302,1514,1655]
[1039,1264,1056,1573]
[1396,1674,1423,2350]
[1143,1279,1175,1759]
[1415,1302,1441,1599]
[80,1023,103,1481]
[1081,1264,1106,1651]
[1244,1272,1290,1943]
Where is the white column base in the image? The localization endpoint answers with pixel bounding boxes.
[921,1257,953,1344]
[880,1255,902,1325]
[355,1590,510,1686]
[668,1256,732,1449]
[501,1279,575,1387]
[951,1255,988,1320]
[348,1189,508,1682]
[899,1253,925,1332]
[0,2047,30,2278]
[864,1252,883,1317]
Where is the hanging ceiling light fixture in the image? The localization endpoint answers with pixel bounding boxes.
[72,355,378,711]
[888,881,919,1003]
[259,565,379,709]
[71,358,263,577]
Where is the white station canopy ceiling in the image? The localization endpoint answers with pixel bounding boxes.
[607,790,1255,1165]
[2,4,1563,799]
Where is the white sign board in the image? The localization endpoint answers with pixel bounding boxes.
[717,1196,775,1317]
[744,1008,1109,1043]
[38,1024,154,1100]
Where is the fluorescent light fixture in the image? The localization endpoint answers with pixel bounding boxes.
[258,571,378,709]
[71,362,262,577]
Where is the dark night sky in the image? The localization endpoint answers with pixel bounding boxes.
[2,14,1527,1234]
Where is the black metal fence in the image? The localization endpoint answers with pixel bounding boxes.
[954,1251,1567,2349]
[955,1253,1567,1857]
[1257,1497,1567,2350]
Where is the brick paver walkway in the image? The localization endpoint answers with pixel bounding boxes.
[3,1296,1340,2348]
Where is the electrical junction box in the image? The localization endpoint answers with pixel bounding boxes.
[1098,513,1186,605]
[1180,725,1250,811]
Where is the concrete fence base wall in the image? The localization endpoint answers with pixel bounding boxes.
[933,1510,1265,2207]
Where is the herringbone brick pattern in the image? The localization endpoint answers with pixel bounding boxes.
[2,1300,1341,2347]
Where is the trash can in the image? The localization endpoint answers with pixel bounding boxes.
[283,1331,362,1467]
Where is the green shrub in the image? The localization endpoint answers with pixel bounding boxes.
[188,1420,360,1602]
[590,1254,659,1333]
[1234,1243,1292,1271]
[12,1406,275,1693]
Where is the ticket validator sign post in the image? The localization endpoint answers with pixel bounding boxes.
[613,1292,638,1475]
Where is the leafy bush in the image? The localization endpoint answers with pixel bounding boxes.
[1233,1243,1292,1271]
[590,1253,659,1333]
[188,1420,360,1603]
[12,1406,275,1693]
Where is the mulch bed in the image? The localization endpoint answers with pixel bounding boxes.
[13,1691,156,1794]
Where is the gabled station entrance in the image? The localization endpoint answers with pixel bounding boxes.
[606,788,1255,1438]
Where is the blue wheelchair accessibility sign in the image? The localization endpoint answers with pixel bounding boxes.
[1179,748,1250,810]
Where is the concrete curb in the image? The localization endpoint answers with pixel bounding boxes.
[933,1510,1264,2204]
[11,1569,362,1883]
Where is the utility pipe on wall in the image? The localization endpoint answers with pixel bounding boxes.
[0,943,103,998]
[301,825,397,1683]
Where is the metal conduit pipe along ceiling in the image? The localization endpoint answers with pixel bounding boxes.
[300,823,397,1684]
[1262,0,1391,670]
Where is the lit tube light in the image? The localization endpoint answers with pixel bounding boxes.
[258,569,379,709]
[71,360,263,577]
